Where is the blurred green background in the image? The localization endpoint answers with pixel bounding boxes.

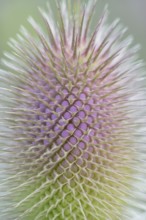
[0,0,146,62]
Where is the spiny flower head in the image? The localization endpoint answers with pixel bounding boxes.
[0,0,146,219]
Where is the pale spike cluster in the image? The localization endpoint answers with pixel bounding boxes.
[0,0,146,219]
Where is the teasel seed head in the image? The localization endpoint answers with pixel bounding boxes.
[0,0,146,219]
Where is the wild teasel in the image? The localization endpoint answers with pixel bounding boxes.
[0,0,146,219]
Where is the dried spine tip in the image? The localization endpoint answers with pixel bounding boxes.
[0,0,146,220]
